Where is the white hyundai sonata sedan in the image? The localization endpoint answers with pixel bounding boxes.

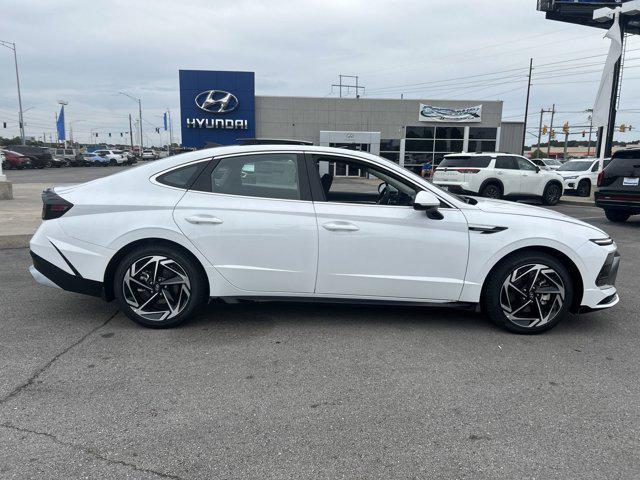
[29,144,620,333]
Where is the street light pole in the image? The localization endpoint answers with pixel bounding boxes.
[119,91,143,154]
[0,41,25,145]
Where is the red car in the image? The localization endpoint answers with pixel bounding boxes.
[1,149,32,169]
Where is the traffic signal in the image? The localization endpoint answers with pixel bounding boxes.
[108,132,112,137]
[542,125,548,135]
[155,127,160,134]
[620,123,626,133]
[2,122,5,128]
[550,129,556,139]
[562,122,569,134]
[582,130,586,138]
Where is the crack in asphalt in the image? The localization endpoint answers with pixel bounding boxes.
[0,309,120,406]
[1,422,184,480]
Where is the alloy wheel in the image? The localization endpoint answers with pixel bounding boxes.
[499,263,565,328]
[122,255,191,322]
[545,185,561,204]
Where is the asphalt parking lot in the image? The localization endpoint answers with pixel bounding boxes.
[1,170,639,479]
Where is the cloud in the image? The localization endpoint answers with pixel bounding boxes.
[0,0,637,145]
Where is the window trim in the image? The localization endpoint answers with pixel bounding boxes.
[188,151,312,202]
[303,151,455,209]
[150,157,213,191]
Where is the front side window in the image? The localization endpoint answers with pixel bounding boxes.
[314,156,418,206]
[516,157,537,171]
[207,153,301,200]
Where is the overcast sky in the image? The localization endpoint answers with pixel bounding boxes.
[1,0,639,146]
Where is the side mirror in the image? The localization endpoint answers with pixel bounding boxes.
[413,190,443,219]
[535,166,541,173]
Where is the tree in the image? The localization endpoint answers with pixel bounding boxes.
[530,148,545,159]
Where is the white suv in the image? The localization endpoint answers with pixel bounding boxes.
[93,149,127,165]
[557,158,611,197]
[433,153,564,205]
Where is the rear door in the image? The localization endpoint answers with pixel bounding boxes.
[173,152,318,294]
[494,156,522,195]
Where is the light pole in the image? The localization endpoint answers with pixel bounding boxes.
[119,91,143,154]
[0,40,25,145]
[69,120,84,145]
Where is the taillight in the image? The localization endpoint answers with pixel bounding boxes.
[455,168,480,174]
[597,170,605,187]
[42,188,73,220]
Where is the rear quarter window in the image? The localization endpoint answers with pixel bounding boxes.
[439,156,491,168]
[156,162,206,189]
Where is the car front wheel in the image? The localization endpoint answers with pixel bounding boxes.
[542,183,562,205]
[114,245,208,328]
[483,252,573,334]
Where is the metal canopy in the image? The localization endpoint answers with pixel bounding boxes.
[537,1,640,34]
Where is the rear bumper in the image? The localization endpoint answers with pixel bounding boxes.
[595,191,640,210]
[29,250,104,298]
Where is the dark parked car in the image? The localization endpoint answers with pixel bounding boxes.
[595,148,640,222]
[9,145,61,168]
[1,149,32,169]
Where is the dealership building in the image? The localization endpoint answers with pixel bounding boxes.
[179,70,525,174]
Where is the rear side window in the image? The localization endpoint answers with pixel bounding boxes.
[495,156,518,169]
[156,163,205,189]
[607,151,640,176]
[439,156,491,168]
[192,153,303,200]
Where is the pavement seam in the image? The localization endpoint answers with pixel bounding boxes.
[0,422,184,480]
[0,309,120,405]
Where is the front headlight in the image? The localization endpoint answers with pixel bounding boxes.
[591,237,614,246]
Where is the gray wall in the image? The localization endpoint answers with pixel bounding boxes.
[255,96,504,143]
[499,121,525,155]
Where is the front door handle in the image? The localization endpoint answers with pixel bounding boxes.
[322,222,359,232]
[185,215,223,225]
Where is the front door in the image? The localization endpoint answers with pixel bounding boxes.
[494,156,523,195]
[308,154,469,301]
[173,152,318,293]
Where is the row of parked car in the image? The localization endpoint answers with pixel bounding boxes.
[1,145,164,170]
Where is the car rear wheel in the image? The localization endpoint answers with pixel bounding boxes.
[604,209,630,223]
[483,252,573,334]
[480,183,502,199]
[542,183,562,205]
[576,180,591,197]
[114,245,208,328]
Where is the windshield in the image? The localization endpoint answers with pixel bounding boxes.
[558,161,592,172]
[545,159,561,166]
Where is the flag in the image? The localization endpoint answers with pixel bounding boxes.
[56,105,65,141]
[593,14,622,128]
[163,112,168,131]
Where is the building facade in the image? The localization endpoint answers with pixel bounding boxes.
[179,70,524,174]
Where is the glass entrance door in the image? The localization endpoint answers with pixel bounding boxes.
[329,143,370,176]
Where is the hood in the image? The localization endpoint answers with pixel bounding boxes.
[470,197,606,234]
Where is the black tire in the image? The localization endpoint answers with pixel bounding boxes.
[480,182,502,199]
[604,209,630,223]
[542,182,562,206]
[483,251,573,334]
[113,245,208,328]
[45,160,52,168]
[576,180,591,197]
[109,159,117,166]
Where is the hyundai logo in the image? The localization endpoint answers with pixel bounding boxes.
[195,90,239,114]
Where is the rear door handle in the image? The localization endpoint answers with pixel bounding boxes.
[322,222,359,232]
[185,215,223,225]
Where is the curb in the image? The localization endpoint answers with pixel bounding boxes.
[0,234,31,250]
[559,197,595,207]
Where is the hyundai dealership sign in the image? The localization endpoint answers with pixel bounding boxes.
[419,104,482,123]
[179,70,255,148]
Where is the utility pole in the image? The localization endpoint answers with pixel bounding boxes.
[0,41,25,145]
[521,58,533,155]
[547,104,556,156]
[128,114,134,151]
[586,108,594,156]
[167,109,173,149]
[138,98,143,152]
[537,108,544,150]
[331,75,365,98]
[563,130,569,160]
